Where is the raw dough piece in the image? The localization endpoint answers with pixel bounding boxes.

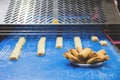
[74,36,82,50]
[9,37,26,60]
[9,49,21,60]
[56,37,63,48]
[37,37,46,56]
[15,43,23,50]
[17,37,26,45]
[91,36,99,42]
[99,40,108,46]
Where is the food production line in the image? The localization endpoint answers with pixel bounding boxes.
[0,0,120,80]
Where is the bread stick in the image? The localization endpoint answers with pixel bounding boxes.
[56,37,63,48]
[37,37,46,56]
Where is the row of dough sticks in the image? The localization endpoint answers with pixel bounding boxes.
[9,36,107,60]
[9,37,64,60]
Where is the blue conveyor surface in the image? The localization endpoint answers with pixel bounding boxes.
[0,32,120,80]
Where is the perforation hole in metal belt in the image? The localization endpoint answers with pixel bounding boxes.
[4,0,106,24]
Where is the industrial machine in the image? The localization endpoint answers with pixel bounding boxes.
[0,0,120,80]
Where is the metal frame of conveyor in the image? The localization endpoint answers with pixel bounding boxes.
[0,0,119,25]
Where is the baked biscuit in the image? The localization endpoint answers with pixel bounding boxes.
[80,48,93,58]
[87,52,98,59]
[86,57,101,64]
[69,57,84,63]
[87,55,110,64]
[70,49,78,57]
[77,53,85,63]
[64,52,83,63]
[63,52,75,59]
[97,54,110,61]
[97,50,106,55]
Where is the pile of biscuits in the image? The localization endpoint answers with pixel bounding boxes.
[63,47,110,64]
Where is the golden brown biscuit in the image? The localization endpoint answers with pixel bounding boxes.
[87,52,98,59]
[64,52,84,63]
[87,55,110,64]
[64,48,110,64]
[67,50,71,54]
[77,53,85,63]
[86,57,101,64]
[80,48,93,58]
[97,50,106,55]
[70,49,78,57]
[77,53,84,59]
[69,57,84,63]
[104,55,110,60]
[63,52,76,59]
[97,55,110,61]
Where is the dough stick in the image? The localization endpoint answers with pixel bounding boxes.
[9,49,21,60]
[9,37,26,60]
[15,43,23,50]
[37,37,46,56]
[91,36,99,42]
[99,40,108,46]
[74,36,82,51]
[17,37,26,45]
[56,37,63,48]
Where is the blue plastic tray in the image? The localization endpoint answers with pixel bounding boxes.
[0,31,120,80]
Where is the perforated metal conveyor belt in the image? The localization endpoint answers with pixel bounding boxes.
[0,0,120,25]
